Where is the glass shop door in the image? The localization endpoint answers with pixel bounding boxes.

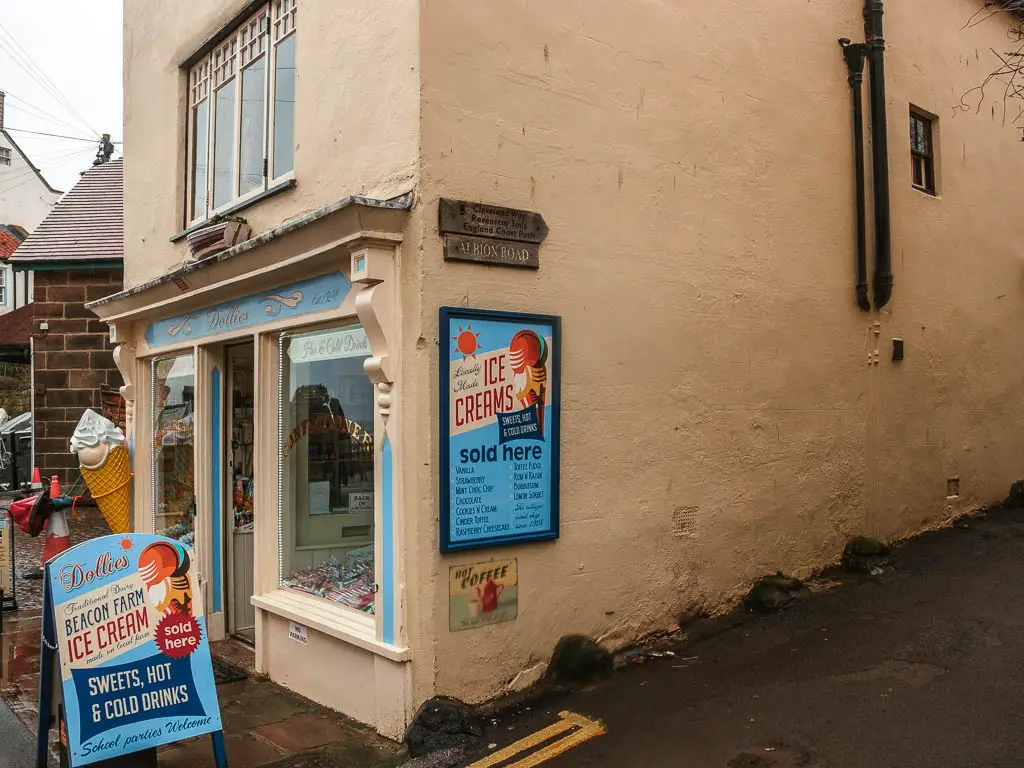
[226,343,256,644]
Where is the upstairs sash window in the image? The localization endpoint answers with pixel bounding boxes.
[187,0,297,223]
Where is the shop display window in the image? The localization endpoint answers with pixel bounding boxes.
[152,354,196,545]
[278,325,376,613]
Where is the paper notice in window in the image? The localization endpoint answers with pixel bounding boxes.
[308,482,330,515]
[349,492,373,513]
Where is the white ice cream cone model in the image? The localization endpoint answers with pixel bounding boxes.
[70,409,131,534]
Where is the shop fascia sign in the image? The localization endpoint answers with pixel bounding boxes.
[145,272,351,348]
[286,326,370,364]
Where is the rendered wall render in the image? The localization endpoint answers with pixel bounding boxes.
[0,132,59,231]
[121,0,419,289]
[406,0,1024,705]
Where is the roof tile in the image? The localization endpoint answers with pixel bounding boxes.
[9,159,123,265]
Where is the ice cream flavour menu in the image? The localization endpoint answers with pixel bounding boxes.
[39,534,223,766]
[439,308,561,553]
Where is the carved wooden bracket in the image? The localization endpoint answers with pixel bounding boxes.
[110,323,137,443]
[351,240,398,422]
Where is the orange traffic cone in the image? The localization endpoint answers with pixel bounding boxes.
[42,475,71,565]
[31,467,42,490]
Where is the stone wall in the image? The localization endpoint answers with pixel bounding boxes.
[0,362,30,415]
[32,268,123,487]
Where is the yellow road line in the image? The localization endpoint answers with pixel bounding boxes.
[467,710,606,768]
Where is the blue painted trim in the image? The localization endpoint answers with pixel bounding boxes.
[145,271,351,348]
[211,367,223,614]
[438,306,562,554]
[381,436,395,645]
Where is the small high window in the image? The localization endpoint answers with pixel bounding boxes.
[910,109,936,195]
[0,147,11,167]
[186,0,297,224]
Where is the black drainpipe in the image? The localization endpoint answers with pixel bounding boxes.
[840,39,871,311]
[864,0,892,309]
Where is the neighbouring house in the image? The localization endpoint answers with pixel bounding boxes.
[95,0,1024,740]
[0,226,31,489]
[0,90,62,317]
[9,158,123,489]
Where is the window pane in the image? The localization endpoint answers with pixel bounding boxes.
[279,326,375,613]
[273,34,295,178]
[153,354,196,545]
[213,80,237,209]
[191,100,210,220]
[239,57,266,195]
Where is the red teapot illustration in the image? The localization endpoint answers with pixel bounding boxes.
[475,578,505,613]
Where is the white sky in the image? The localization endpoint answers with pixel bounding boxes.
[1,1,122,193]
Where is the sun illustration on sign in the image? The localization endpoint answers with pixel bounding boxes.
[452,325,483,360]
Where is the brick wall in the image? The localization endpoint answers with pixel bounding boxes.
[32,268,123,488]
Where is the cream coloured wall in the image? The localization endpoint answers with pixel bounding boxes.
[404,0,1024,705]
[0,132,59,233]
[122,0,419,289]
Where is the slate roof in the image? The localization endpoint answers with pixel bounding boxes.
[9,159,123,266]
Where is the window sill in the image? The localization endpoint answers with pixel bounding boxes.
[170,177,297,243]
[251,588,410,663]
[911,184,939,198]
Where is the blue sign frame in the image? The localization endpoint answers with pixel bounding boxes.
[36,534,226,767]
[145,271,351,348]
[439,307,561,553]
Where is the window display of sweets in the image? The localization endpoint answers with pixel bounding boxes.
[281,545,375,613]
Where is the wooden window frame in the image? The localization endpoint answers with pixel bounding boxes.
[185,0,296,227]
[910,109,936,196]
[0,147,10,167]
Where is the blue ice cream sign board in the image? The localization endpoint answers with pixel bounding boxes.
[40,534,223,766]
[439,307,561,553]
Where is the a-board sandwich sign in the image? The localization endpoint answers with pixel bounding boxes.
[440,307,561,553]
[44,534,222,765]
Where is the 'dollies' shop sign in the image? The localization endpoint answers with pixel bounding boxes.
[38,534,225,766]
[145,271,351,348]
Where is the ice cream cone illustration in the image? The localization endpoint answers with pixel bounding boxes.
[139,540,193,616]
[509,330,548,438]
[70,409,131,534]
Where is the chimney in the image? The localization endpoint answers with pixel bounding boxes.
[0,91,5,132]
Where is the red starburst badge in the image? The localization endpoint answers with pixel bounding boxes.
[155,613,202,659]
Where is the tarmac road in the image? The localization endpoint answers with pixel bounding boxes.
[0,700,36,768]
[466,503,1024,767]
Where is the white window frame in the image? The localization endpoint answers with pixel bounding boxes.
[0,147,11,167]
[0,267,7,305]
[276,321,380,620]
[186,0,297,226]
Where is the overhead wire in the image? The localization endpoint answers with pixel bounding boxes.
[2,91,85,135]
[4,128,102,142]
[0,22,98,137]
[0,146,94,196]
[0,40,95,140]
[0,22,99,138]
